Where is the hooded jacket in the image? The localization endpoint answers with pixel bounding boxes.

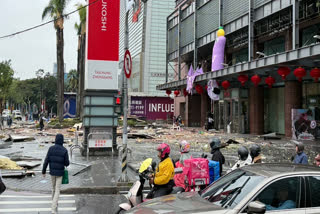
[211,149,225,176]
[42,134,69,176]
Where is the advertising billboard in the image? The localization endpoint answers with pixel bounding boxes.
[85,0,120,90]
[130,96,174,120]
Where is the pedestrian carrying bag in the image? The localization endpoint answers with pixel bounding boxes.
[0,173,6,194]
[62,169,69,184]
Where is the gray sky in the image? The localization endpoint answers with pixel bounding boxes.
[0,0,86,80]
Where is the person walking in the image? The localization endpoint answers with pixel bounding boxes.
[42,134,69,214]
[39,115,44,131]
[292,141,308,164]
[7,116,12,128]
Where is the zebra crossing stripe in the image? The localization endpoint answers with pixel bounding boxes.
[0,200,75,204]
[0,207,76,212]
[0,194,75,198]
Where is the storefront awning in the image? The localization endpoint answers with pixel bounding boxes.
[157,43,320,90]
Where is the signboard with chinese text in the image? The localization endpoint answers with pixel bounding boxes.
[85,0,120,90]
[130,96,174,120]
[88,139,112,148]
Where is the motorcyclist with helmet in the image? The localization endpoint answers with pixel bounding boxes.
[147,143,175,199]
[229,146,252,172]
[174,140,192,191]
[210,138,225,176]
[249,144,262,163]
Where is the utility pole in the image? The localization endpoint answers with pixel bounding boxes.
[120,0,148,182]
[120,8,129,182]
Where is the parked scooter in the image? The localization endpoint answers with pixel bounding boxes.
[117,158,183,213]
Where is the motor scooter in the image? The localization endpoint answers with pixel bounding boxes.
[117,158,183,213]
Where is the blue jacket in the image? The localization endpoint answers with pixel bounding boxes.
[293,152,308,164]
[42,134,69,176]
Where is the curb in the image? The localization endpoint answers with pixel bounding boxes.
[7,186,133,195]
[61,186,132,195]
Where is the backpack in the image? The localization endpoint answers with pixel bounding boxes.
[184,158,209,190]
[208,160,220,184]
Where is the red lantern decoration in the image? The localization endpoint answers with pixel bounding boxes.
[310,68,320,82]
[277,67,291,80]
[183,88,188,97]
[195,85,204,94]
[265,76,275,88]
[166,89,171,96]
[238,75,248,86]
[221,80,230,90]
[294,67,306,82]
[174,90,180,97]
[251,75,261,87]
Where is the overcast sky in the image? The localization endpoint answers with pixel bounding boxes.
[0,0,86,80]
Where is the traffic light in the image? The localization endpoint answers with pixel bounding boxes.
[115,95,122,114]
[116,97,121,105]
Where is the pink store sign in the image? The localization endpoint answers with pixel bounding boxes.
[130,96,174,120]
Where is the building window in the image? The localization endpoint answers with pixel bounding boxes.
[263,36,285,56]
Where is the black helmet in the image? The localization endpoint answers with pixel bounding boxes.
[210,138,221,150]
[250,144,261,158]
[238,146,249,161]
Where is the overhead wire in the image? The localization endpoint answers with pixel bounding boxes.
[0,0,100,40]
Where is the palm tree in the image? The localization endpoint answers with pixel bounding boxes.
[74,3,86,119]
[67,69,78,92]
[42,0,69,122]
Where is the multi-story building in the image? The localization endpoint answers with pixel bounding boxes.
[119,0,176,96]
[158,0,320,138]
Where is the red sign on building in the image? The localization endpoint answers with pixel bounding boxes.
[85,0,120,90]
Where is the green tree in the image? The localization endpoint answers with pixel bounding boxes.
[0,60,14,112]
[42,0,69,122]
[75,3,86,119]
[66,69,78,92]
[6,74,57,117]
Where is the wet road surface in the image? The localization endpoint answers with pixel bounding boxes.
[1,190,125,214]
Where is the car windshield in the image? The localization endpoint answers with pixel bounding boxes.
[200,169,265,209]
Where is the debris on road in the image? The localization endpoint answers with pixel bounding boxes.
[6,134,35,142]
[261,132,281,140]
[0,156,23,170]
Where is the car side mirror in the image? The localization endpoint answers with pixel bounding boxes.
[247,201,266,214]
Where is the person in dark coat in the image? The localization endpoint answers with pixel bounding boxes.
[210,138,225,176]
[39,115,44,131]
[42,134,69,214]
[292,141,308,165]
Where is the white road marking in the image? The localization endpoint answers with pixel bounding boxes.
[0,194,75,198]
[0,200,75,204]
[0,207,76,212]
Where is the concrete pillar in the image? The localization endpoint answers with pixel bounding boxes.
[249,87,264,135]
[201,92,208,127]
[285,81,302,137]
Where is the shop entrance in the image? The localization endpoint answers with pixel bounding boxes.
[213,89,249,133]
